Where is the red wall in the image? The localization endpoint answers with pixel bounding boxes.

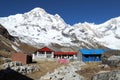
[11,53,32,64]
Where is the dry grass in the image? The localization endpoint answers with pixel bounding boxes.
[0,50,11,65]
[81,62,101,69]
[76,62,120,80]
[18,43,38,53]
[27,60,64,80]
[0,59,5,65]
[0,50,11,58]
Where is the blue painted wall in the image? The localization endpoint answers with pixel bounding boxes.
[80,49,105,62]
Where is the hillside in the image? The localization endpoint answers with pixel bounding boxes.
[0,24,37,58]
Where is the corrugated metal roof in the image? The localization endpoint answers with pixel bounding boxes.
[80,49,105,55]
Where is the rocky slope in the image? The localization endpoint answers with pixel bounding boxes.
[0,24,37,54]
[0,24,17,52]
[0,24,15,41]
[0,7,120,50]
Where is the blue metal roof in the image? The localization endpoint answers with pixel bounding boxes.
[80,49,105,55]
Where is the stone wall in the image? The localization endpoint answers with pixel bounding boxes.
[1,61,40,74]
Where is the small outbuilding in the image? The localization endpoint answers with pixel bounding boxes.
[80,49,105,62]
[11,52,32,64]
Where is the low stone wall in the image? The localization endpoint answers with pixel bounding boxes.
[92,70,120,80]
[1,61,40,74]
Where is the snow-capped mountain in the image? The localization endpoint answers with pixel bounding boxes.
[0,8,70,47]
[0,7,120,50]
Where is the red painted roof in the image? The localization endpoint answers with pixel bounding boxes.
[37,47,54,52]
[54,52,77,55]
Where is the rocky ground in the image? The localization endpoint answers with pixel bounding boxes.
[77,62,120,80]
[0,60,63,80]
[40,61,85,80]
[1,59,120,80]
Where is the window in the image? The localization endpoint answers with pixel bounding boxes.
[46,52,52,54]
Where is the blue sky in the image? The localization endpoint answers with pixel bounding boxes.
[0,0,120,25]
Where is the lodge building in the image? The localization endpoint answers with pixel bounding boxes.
[32,47,77,60]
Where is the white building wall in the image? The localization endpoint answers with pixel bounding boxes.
[32,51,54,60]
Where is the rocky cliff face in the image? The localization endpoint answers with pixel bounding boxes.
[0,24,15,41]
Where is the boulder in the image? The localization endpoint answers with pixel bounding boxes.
[102,56,120,67]
[101,50,120,67]
[2,61,22,69]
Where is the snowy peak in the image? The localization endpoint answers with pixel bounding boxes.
[0,7,67,33]
[28,7,62,20]
[0,7,66,30]
[30,7,46,14]
[0,7,69,47]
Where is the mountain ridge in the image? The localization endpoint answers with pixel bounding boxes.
[0,7,120,50]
